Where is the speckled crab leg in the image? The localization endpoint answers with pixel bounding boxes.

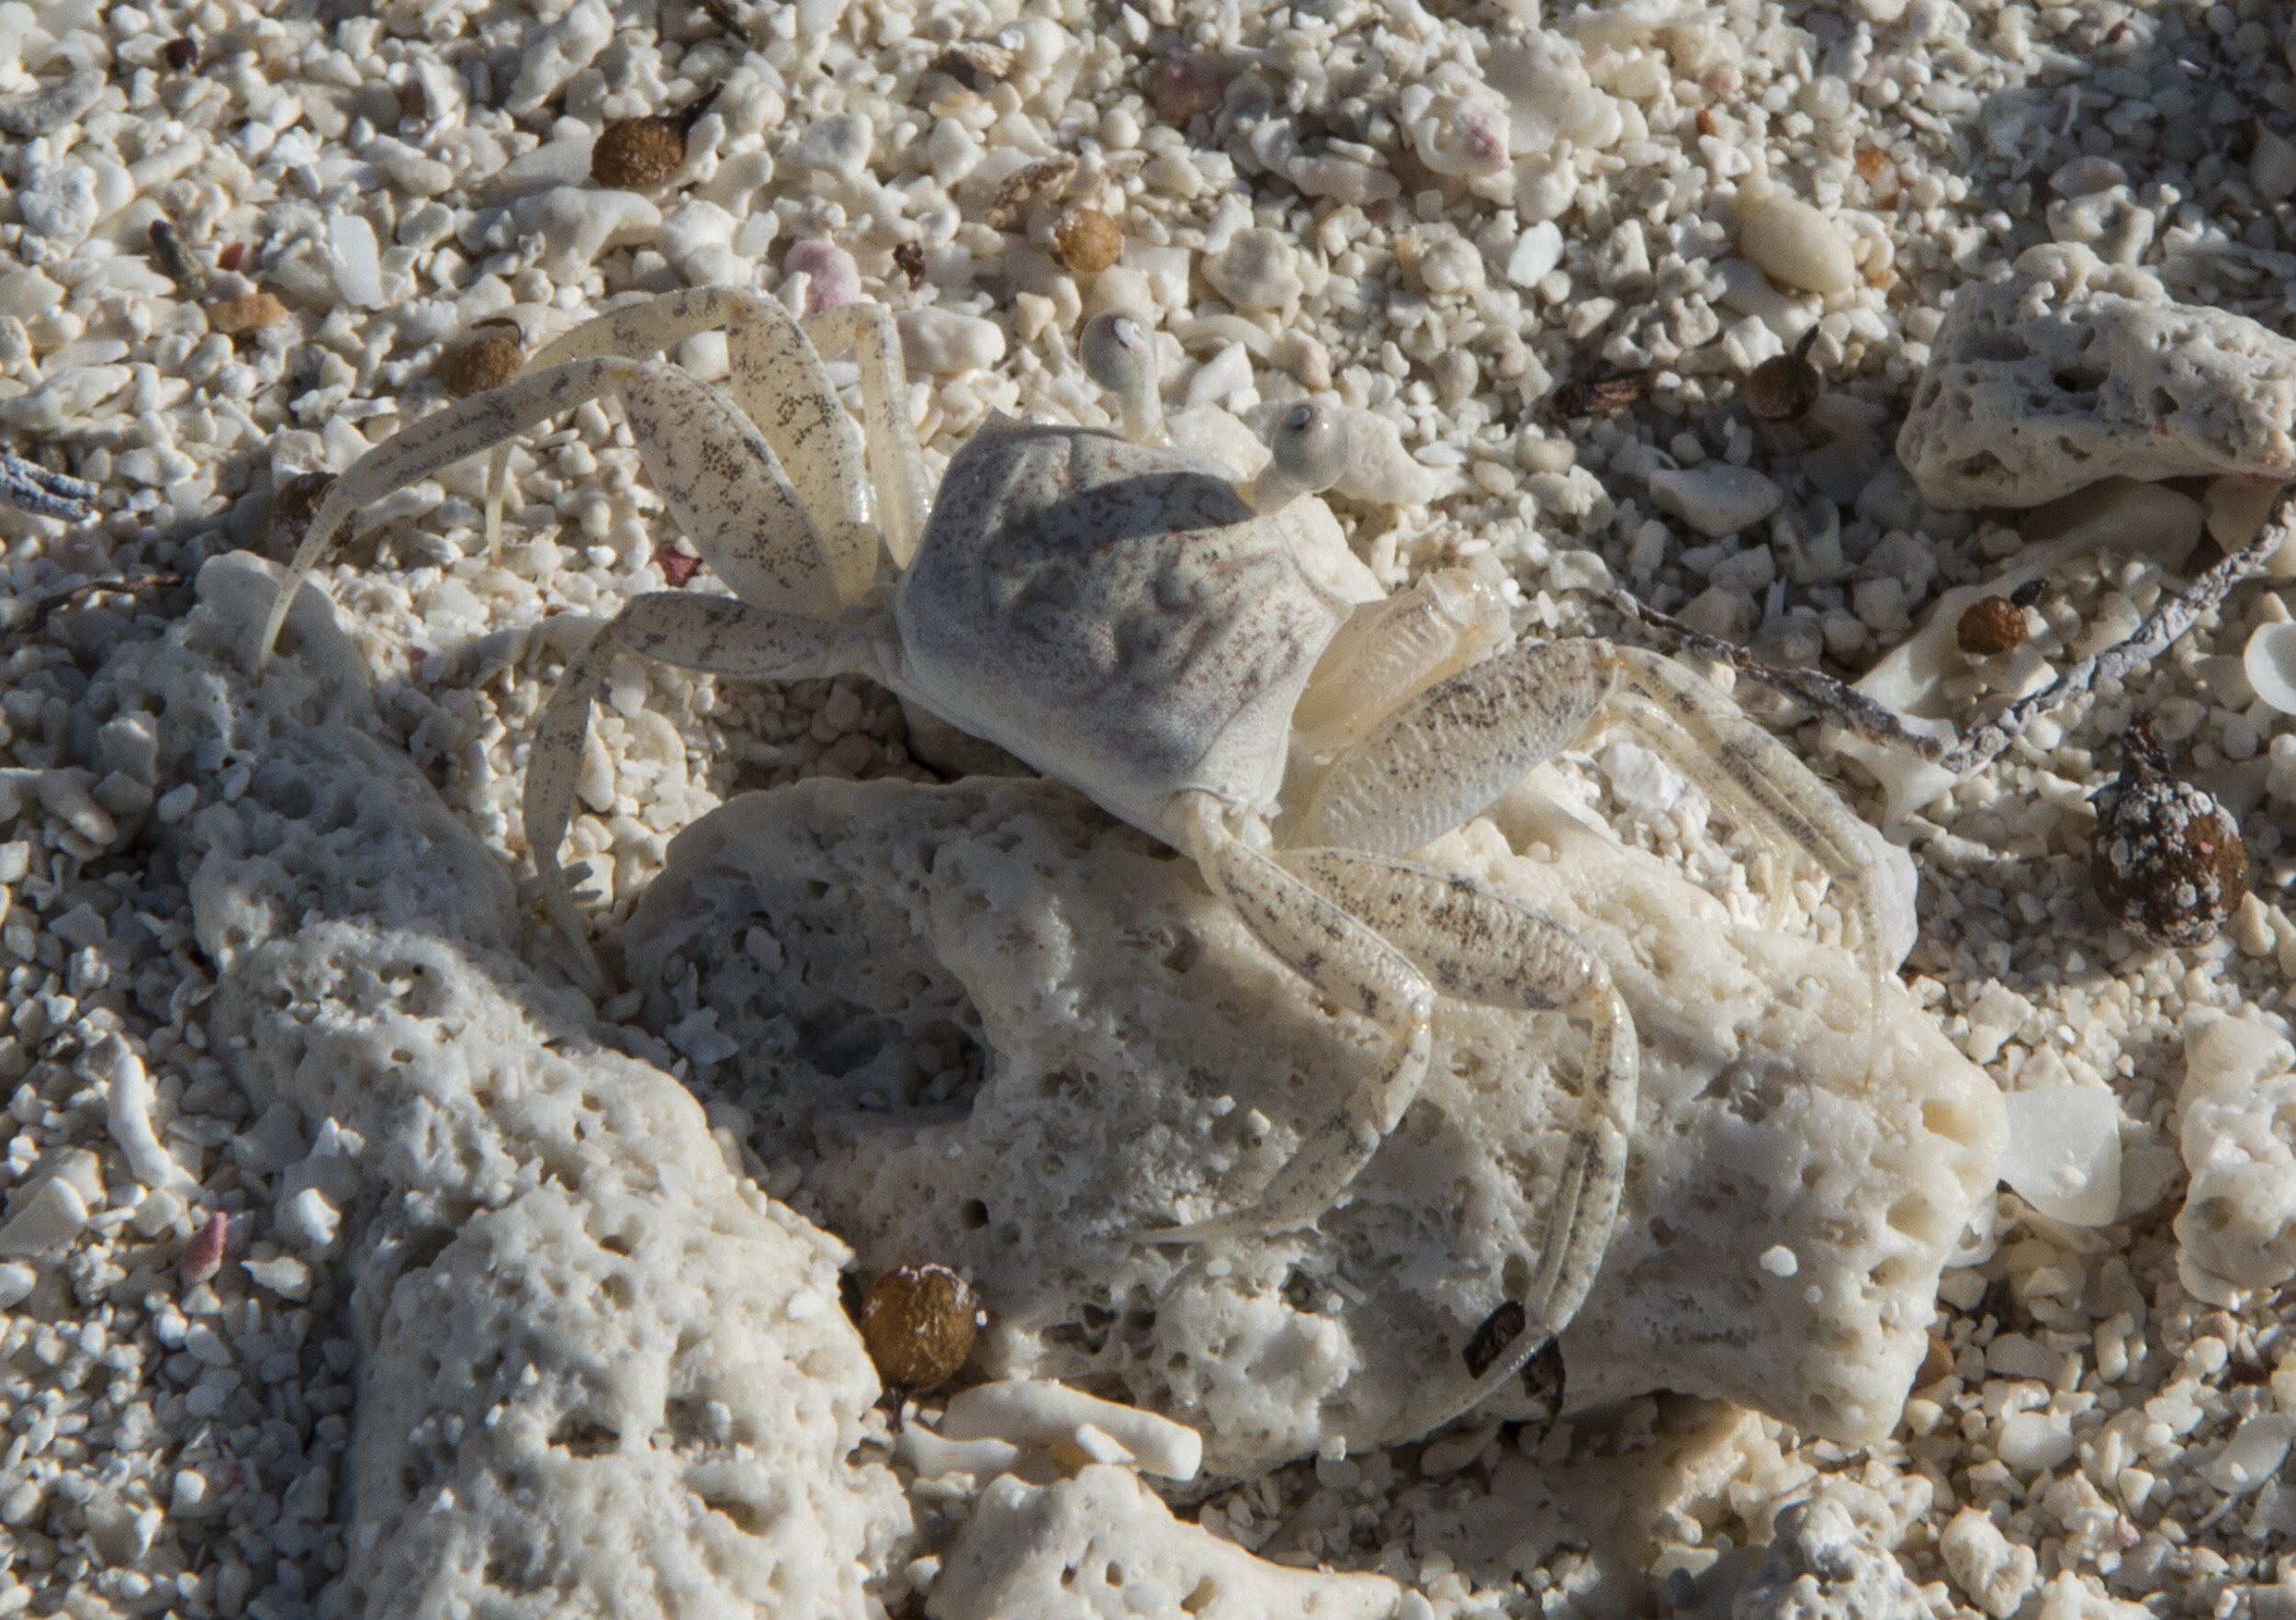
[527,594,868,986]
[258,355,857,671]
[479,289,879,602]
[1604,647,1885,1063]
[804,302,931,568]
[1138,791,1434,1244]
[258,356,652,672]
[1281,849,1638,1383]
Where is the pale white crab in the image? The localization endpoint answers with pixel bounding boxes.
[253,288,1884,1403]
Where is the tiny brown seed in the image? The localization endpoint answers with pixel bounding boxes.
[894,241,927,288]
[1053,206,1123,275]
[859,1263,980,1392]
[441,332,523,398]
[1955,596,2027,657]
[1744,352,1819,421]
[591,116,688,188]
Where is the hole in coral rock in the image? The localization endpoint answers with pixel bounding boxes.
[1182,1577,1219,1614]
[960,1198,989,1229]
[601,1273,636,1310]
[550,1417,620,1457]
[706,1497,771,1536]
[1104,1563,1124,1589]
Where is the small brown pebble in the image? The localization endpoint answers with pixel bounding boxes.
[2091,714,2249,949]
[1917,1331,1954,1388]
[208,291,289,335]
[441,331,523,398]
[1743,351,1819,421]
[1956,596,2027,657]
[148,219,204,293]
[1149,56,1226,122]
[270,471,335,542]
[183,1211,228,1282]
[591,116,687,188]
[216,242,246,273]
[162,37,197,70]
[655,546,702,588]
[859,1263,980,1392]
[894,241,927,289]
[1052,206,1123,275]
[1554,369,1650,419]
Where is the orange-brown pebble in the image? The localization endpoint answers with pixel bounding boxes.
[1955,596,2027,657]
[859,1263,980,1391]
[591,116,687,188]
[183,1210,228,1282]
[1917,1331,1953,1388]
[208,291,289,334]
[1053,206,1123,274]
[442,332,523,398]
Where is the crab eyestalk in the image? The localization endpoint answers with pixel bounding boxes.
[1080,309,1167,445]
[1244,401,1347,514]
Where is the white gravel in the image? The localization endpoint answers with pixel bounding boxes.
[5,0,2296,1616]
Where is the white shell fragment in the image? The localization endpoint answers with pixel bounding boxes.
[1736,186,1859,295]
[1898,243,2296,508]
[624,776,2002,1476]
[1998,1087,2122,1228]
[2244,622,2296,715]
[1734,1498,1926,1620]
[940,1379,1203,1481]
[328,214,384,309]
[1647,463,1784,537]
[2175,1013,2296,1295]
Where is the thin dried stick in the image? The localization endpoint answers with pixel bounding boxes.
[0,452,98,521]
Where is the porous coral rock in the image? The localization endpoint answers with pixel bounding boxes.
[100,554,910,1620]
[928,1465,1400,1620]
[1731,1495,1926,1620]
[1897,242,2296,509]
[2174,1011,2296,1297]
[624,772,2003,1477]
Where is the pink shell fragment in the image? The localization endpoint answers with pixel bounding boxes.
[784,239,861,317]
[183,1210,227,1281]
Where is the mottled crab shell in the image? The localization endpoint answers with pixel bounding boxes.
[891,416,1354,837]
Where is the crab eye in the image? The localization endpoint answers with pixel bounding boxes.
[1268,402,1347,496]
[1081,309,1152,393]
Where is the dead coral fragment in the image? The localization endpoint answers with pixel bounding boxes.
[860,1263,981,1392]
[2091,714,2248,948]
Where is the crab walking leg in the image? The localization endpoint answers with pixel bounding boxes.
[805,302,930,568]
[480,290,878,601]
[1603,647,1885,1037]
[1297,638,1617,855]
[526,593,867,983]
[1139,793,1435,1243]
[1279,849,1638,1422]
[610,361,854,617]
[258,356,655,672]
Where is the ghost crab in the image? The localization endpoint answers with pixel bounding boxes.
[253,289,1886,1406]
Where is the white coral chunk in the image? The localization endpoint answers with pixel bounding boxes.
[929,1466,1398,1620]
[2175,1012,2296,1294]
[1899,242,2296,508]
